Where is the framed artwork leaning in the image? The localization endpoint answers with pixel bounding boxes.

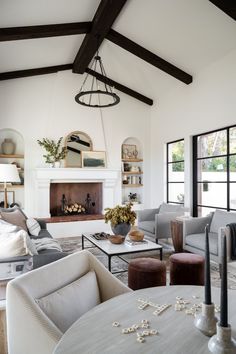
[122,144,138,159]
[81,151,107,168]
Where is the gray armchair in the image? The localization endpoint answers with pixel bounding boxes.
[183,210,236,263]
[137,203,185,243]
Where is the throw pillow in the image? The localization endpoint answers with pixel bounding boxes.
[0,207,28,232]
[26,218,41,236]
[36,270,101,333]
[210,209,236,233]
[0,230,29,258]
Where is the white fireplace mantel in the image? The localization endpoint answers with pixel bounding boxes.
[35,168,120,218]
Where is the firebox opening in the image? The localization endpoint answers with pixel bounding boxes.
[50,182,103,217]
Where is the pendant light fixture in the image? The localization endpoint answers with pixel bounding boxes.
[75,47,120,108]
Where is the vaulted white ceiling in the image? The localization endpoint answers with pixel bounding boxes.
[1,0,236,102]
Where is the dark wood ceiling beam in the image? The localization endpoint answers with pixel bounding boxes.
[0,64,73,80]
[0,22,91,41]
[106,29,192,85]
[73,0,127,74]
[209,0,236,21]
[85,68,153,106]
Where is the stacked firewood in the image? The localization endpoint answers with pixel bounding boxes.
[64,203,86,214]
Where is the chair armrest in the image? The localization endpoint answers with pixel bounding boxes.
[218,226,231,262]
[36,219,47,230]
[183,215,213,239]
[137,208,160,222]
[155,212,183,239]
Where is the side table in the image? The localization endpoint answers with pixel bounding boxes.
[171,217,192,253]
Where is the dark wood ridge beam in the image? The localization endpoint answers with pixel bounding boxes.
[0,22,91,41]
[106,29,192,85]
[0,64,73,80]
[85,68,153,106]
[73,0,127,74]
[209,0,236,21]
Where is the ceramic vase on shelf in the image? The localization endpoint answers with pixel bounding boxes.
[53,161,61,168]
[111,223,131,236]
[1,138,15,155]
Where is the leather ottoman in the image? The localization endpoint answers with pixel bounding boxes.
[128,257,166,290]
[169,253,204,286]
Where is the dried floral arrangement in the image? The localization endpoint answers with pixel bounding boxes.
[37,137,67,164]
[104,203,136,226]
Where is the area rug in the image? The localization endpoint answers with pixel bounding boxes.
[57,236,236,290]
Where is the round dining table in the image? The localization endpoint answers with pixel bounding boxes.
[53,285,236,354]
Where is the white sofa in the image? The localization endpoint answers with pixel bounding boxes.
[138,202,186,242]
[6,250,131,354]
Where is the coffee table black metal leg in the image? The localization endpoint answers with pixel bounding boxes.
[82,235,84,250]
[160,248,163,261]
[108,256,112,272]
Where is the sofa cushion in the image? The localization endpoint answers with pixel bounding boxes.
[36,270,101,333]
[185,232,218,256]
[138,221,155,234]
[26,218,41,236]
[159,202,182,214]
[210,209,236,233]
[0,207,28,232]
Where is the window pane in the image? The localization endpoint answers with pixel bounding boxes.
[197,157,227,181]
[230,127,236,154]
[230,156,236,181]
[230,183,236,209]
[197,182,227,208]
[168,140,184,162]
[197,130,227,158]
[168,162,184,182]
[168,183,184,203]
[198,206,216,217]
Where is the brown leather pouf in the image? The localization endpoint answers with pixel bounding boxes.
[128,258,166,290]
[169,253,205,286]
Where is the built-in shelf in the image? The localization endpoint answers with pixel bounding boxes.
[122,171,143,175]
[122,158,143,162]
[122,184,143,187]
[0,154,24,159]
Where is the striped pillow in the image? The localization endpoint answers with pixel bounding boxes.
[26,218,41,236]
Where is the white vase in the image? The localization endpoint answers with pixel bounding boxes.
[54,161,61,168]
[2,138,15,155]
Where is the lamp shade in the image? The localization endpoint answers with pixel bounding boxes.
[0,164,20,183]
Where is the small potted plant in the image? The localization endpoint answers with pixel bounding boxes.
[104,203,136,236]
[37,137,67,167]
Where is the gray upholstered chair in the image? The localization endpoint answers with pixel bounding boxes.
[137,203,186,243]
[6,250,131,354]
[183,209,236,263]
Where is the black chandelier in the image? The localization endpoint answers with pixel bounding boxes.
[75,50,120,108]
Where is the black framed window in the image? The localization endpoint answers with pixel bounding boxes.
[193,125,236,216]
[167,139,185,204]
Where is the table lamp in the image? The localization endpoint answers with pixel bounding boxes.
[0,164,20,208]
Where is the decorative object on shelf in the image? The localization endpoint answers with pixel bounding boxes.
[123,163,130,172]
[108,235,125,244]
[74,44,120,108]
[81,151,106,168]
[194,225,218,337]
[105,203,136,236]
[0,164,20,208]
[122,144,138,159]
[1,138,15,155]
[130,165,140,172]
[208,234,236,353]
[64,131,93,168]
[128,192,138,203]
[37,137,67,166]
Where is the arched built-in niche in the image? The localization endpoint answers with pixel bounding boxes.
[64,131,93,168]
[0,128,25,207]
[121,137,144,209]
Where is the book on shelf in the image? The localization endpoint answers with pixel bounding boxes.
[125,239,148,246]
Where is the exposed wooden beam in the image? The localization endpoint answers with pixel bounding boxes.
[106,29,192,85]
[85,68,153,106]
[73,0,127,74]
[0,64,73,81]
[0,22,91,41]
[209,0,236,21]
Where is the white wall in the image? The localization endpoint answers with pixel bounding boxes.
[150,48,236,212]
[0,70,151,218]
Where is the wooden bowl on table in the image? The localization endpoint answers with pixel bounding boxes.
[128,230,145,242]
[108,235,126,244]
